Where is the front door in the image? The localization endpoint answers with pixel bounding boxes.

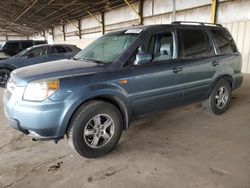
[18,46,48,68]
[122,30,185,116]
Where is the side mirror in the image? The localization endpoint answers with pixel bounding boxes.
[134,52,152,65]
[25,53,34,58]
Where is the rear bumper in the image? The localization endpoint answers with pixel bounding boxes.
[233,73,243,90]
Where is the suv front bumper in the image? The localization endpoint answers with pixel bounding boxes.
[3,87,73,140]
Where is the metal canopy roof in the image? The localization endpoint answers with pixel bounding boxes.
[0,0,138,35]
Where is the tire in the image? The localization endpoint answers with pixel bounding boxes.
[202,79,232,115]
[67,100,123,158]
[0,68,11,88]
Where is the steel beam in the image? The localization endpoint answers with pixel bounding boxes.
[43,30,46,40]
[24,0,56,21]
[101,12,105,35]
[67,19,79,30]
[172,0,176,22]
[138,0,143,25]
[87,11,105,35]
[39,0,78,22]
[124,0,142,25]
[66,19,81,38]
[52,24,63,33]
[78,19,82,39]
[62,25,66,41]
[11,0,39,24]
[51,27,55,42]
[38,0,109,27]
[210,0,217,24]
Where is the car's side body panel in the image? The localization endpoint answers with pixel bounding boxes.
[123,61,184,116]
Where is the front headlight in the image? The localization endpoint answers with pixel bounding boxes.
[23,80,59,101]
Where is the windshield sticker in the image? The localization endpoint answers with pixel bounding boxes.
[125,29,142,34]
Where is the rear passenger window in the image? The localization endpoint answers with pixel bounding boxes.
[211,30,237,54]
[52,46,67,54]
[64,46,73,52]
[28,47,44,57]
[178,29,214,59]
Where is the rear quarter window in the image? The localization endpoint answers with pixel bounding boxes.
[178,29,214,59]
[211,29,238,54]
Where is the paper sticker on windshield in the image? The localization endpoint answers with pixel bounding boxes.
[125,29,142,34]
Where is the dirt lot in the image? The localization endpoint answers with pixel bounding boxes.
[0,75,250,188]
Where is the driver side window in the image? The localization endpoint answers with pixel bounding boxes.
[152,33,174,62]
[128,32,174,66]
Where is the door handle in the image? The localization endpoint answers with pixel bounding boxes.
[171,67,183,73]
[212,61,219,66]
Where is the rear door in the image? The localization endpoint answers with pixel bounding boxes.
[122,30,185,116]
[177,28,218,101]
[210,29,240,73]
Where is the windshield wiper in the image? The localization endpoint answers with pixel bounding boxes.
[83,58,106,64]
[72,57,82,60]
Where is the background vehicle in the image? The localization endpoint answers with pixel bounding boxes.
[3,22,243,158]
[0,40,47,60]
[0,44,81,87]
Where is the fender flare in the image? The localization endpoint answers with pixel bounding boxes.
[203,74,234,100]
[57,87,131,137]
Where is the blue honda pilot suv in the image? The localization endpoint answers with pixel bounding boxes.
[3,22,243,158]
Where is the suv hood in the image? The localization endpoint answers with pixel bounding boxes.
[12,59,109,86]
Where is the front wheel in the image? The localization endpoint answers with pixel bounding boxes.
[0,69,11,88]
[202,79,232,115]
[67,100,123,158]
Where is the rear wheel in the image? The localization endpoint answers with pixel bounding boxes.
[67,100,123,158]
[0,69,11,88]
[202,79,232,115]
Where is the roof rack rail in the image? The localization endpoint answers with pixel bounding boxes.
[171,21,222,27]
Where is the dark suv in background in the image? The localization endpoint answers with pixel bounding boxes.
[3,22,243,158]
[0,40,47,59]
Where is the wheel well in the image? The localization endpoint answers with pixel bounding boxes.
[90,96,124,118]
[65,96,128,135]
[219,75,233,89]
[203,75,234,100]
[0,67,12,72]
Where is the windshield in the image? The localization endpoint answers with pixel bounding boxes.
[14,47,32,58]
[74,32,138,64]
